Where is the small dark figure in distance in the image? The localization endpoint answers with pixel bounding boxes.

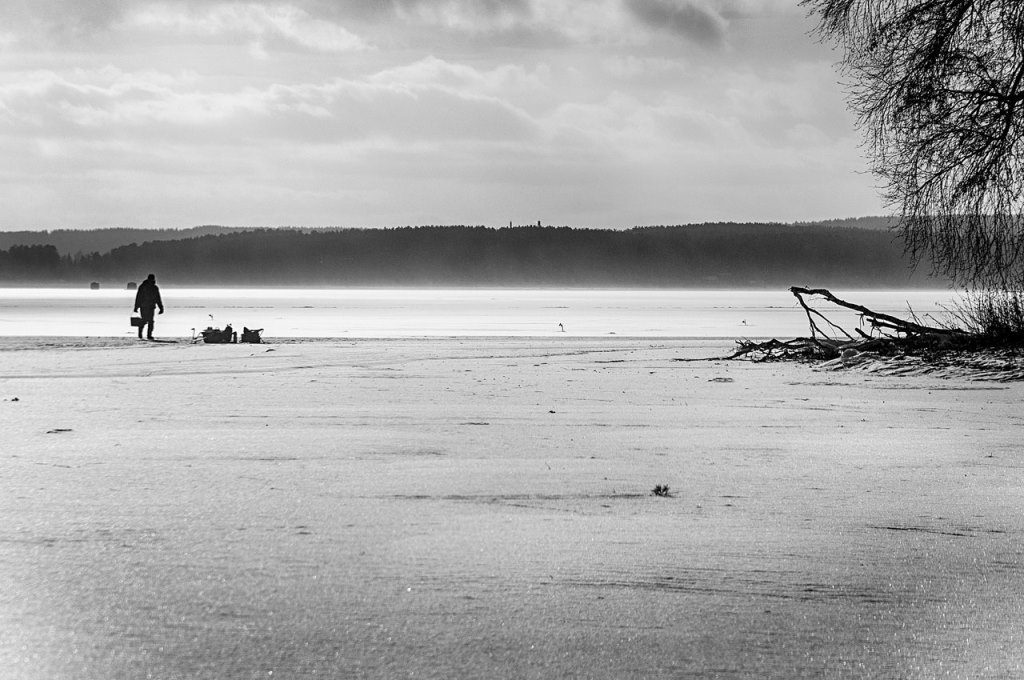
[133,273,164,340]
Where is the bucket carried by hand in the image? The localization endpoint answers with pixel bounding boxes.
[130,316,144,327]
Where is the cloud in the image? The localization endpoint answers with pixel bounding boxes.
[391,0,531,32]
[122,3,368,53]
[0,0,131,42]
[716,0,805,18]
[2,0,723,52]
[0,0,881,228]
[622,0,727,47]
[0,1,381,54]
[0,61,540,148]
[368,56,548,100]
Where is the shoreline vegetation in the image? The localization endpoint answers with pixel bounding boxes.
[691,287,1024,381]
[0,219,941,288]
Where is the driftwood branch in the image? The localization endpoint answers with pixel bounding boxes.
[678,287,1024,379]
[791,288,855,340]
[679,287,966,364]
[789,287,956,337]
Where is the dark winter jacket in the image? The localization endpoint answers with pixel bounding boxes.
[134,280,164,312]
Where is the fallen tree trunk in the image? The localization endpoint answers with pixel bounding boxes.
[676,287,1024,380]
[679,286,966,363]
[788,287,958,339]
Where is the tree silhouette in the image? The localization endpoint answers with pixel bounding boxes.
[0,225,935,287]
[804,0,1024,289]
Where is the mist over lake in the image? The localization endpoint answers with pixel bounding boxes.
[0,287,957,340]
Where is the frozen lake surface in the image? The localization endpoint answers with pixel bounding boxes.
[3,338,1021,679]
[0,287,958,339]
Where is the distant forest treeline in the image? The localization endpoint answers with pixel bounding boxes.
[0,222,947,288]
[0,225,252,257]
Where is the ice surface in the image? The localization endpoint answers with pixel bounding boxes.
[0,287,957,339]
[2,338,1021,679]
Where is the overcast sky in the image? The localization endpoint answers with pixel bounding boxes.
[0,0,884,230]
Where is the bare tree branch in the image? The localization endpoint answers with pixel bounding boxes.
[803,0,1024,290]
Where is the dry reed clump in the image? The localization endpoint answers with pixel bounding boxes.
[945,291,1024,345]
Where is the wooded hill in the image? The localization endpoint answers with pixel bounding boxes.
[0,222,948,288]
[0,225,253,256]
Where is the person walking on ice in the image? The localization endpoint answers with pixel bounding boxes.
[133,273,164,340]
